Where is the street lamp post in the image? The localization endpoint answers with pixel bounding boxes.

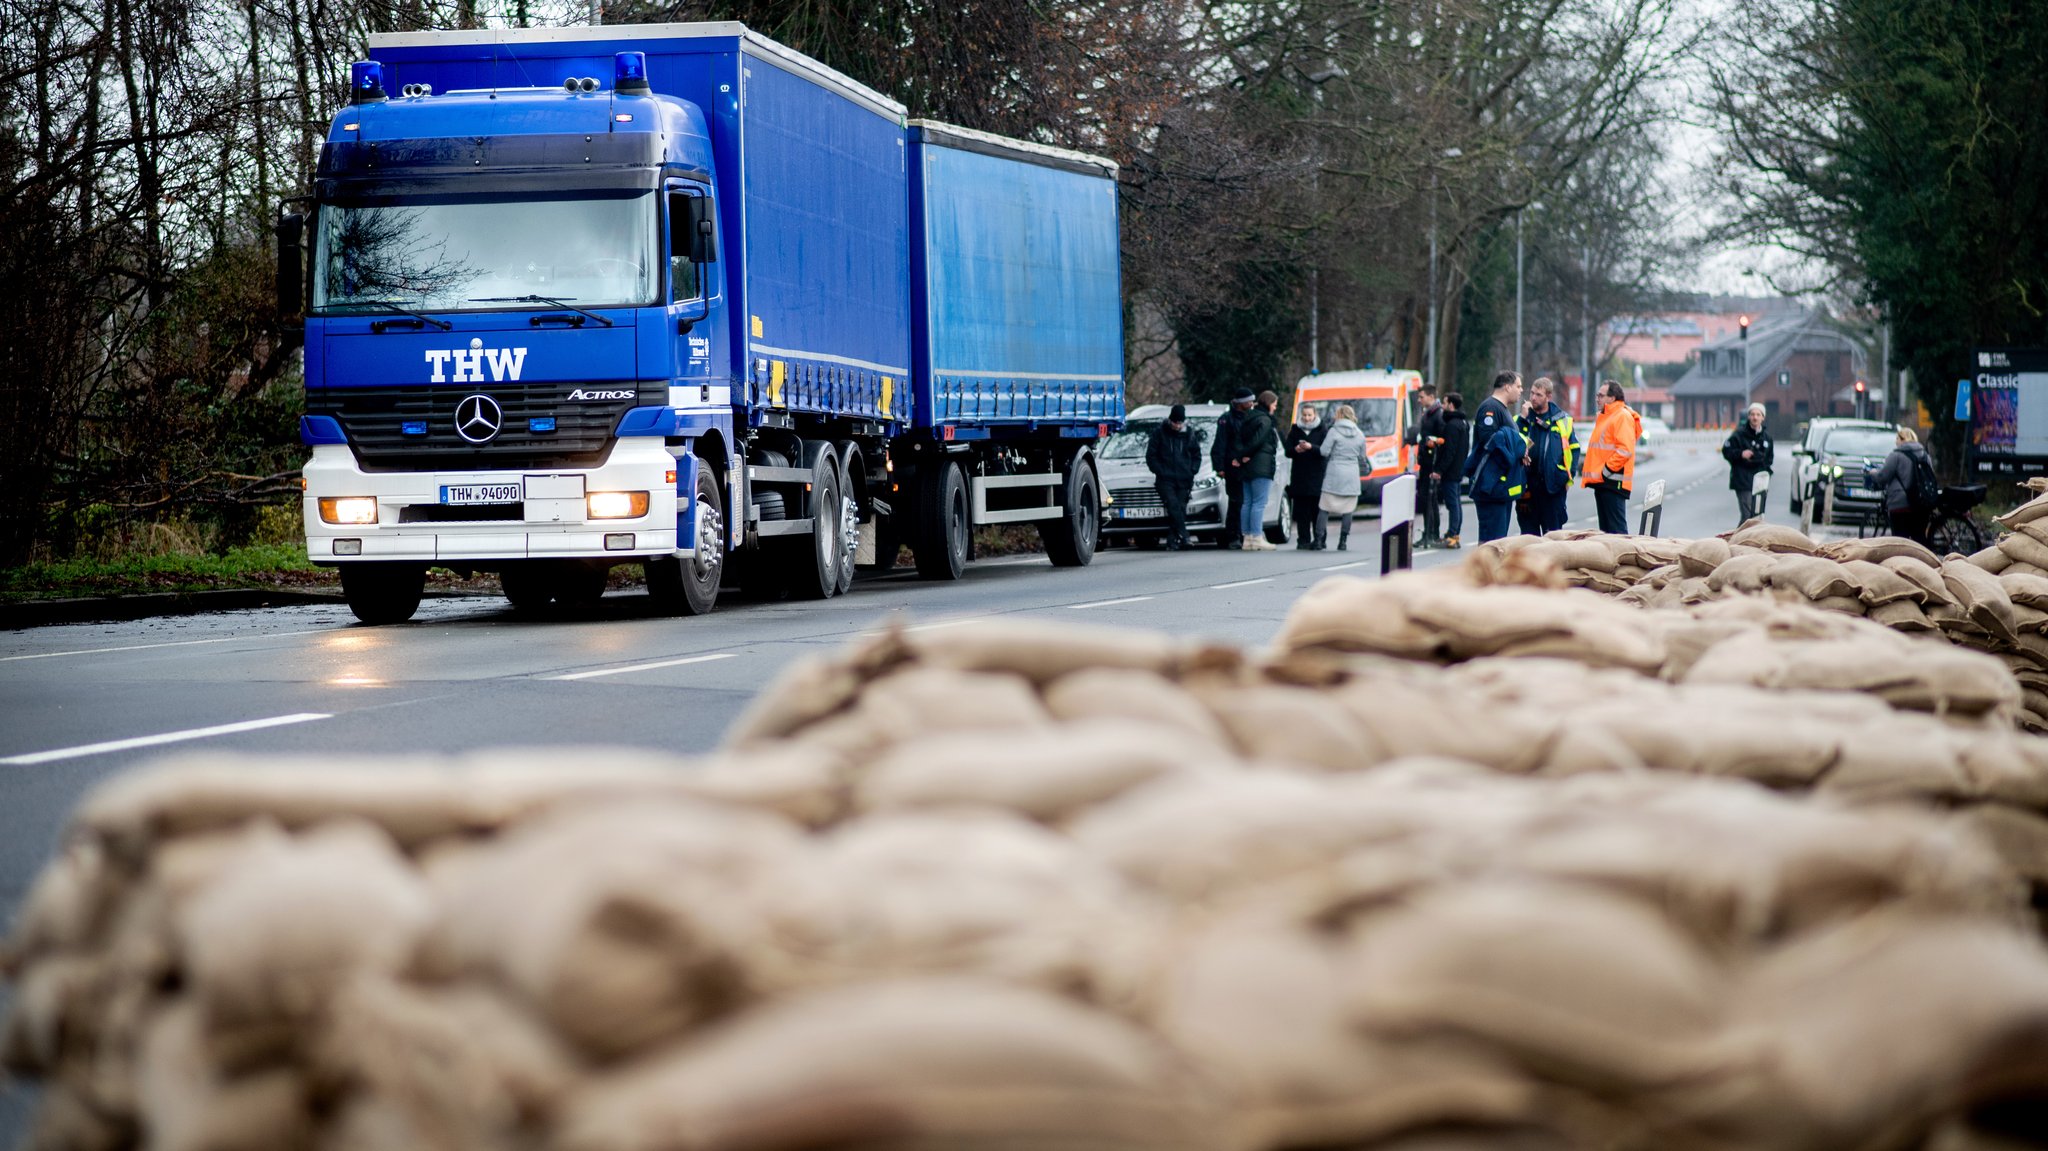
[1426,147,1461,388]
[1304,66,1345,378]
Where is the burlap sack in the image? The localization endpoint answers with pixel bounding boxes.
[1678,538,1733,578]
[1524,539,1620,574]
[415,799,802,1061]
[1618,538,1687,572]
[1949,804,2048,890]
[1868,600,1936,633]
[1970,545,2016,573]
[762,812,1155,1002]
[1340,881,1738,1091]
[1193,684,1389,773]
[779,665,1050,761]
[135,1002,312,1151]
[552,977,1226,1151]
[1942,559,2022,646]
[2009,561,2048,578]
[1706,553,1777,594]
[1819,537,1941,568]
[1998,571,2048,613]
[1817,719,1976,803]
[1881,556,1957,605]
[904,618,1198,685]
[678,746,852,828]
[1328,676,1558,776]
[858,719,1230,821]
[1997,528,2048,572]
[1042,668,1230,746]
[1837,560,1923,607]
[1996,495,2048,531]
[1727,912,2048,1150]
[311,977,581,1147]
[1729,523,1818,555]
[1399,584,1665,672]
[1276,576,1447,659]
[1765,555,1857,601]
[174,821,431,1035]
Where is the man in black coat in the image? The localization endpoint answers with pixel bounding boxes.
[1146,404,1203,549]
[1210,387,1257,548]
[1435,394,1471,547]
[1412,385,1445,546]
[1286,404,1329,549]
[1723,402,1774,523]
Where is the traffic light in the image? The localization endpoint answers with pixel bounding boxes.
[1855,378,1867,419]
[1739,315,1751,340]
[1854,379,1866,394]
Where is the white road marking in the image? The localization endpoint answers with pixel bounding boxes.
[1318,560,1374,571]
[1067,596,1153,610]
[550,652,737,681]
[905,617,986,632]
[2,713,333,766]
[1210,577,1274,590]
[0,630,328,664]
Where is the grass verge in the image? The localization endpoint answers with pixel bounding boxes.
[0,544,338,603]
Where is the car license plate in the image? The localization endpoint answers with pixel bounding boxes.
[441,483,522,505]
[1119,507,1165,519]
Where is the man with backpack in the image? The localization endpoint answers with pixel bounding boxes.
[1865,427,1939,546]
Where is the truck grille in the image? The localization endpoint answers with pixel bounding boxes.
[307,382,660,473]
[1111,485,1162,510]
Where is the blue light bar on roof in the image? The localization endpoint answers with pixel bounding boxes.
[615,51,650,93]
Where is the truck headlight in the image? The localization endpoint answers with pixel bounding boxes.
[318,497,378,525]
[587,491,649,519]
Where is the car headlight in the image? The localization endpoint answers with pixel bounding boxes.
[318,496,378,525]
[587,491,650,519]
[1194,475,1219,490]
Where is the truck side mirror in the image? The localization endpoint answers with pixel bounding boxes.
[276,210,306,318]
[687,196,717,264]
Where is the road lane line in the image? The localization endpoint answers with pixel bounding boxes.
[2,713,333,766]
[0,630,328,663]
[549,652,736,681]
[906,617,987,632]
[1066,596,1153,610]
[1318,560,1374,571]
[1210,577,1274,590]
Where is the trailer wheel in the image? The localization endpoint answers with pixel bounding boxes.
[648,464,724,616]
[915,460,970,581]
[1040,453,1100,568]
[340,563,425,625]
[785,441,843,599]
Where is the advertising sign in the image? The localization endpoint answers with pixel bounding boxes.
[1970,348,2048,457]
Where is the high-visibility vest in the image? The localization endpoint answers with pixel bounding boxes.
[1581,403,1640,492]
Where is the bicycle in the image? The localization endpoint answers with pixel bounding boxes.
[1920,484,1988,554]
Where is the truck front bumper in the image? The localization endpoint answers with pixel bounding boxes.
[302,442,679,564]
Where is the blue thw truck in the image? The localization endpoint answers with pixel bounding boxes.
[279,23,1124,623]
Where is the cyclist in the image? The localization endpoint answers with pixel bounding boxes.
[1865,427,1937,545]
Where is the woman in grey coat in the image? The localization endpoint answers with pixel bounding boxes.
[1318,406,1369,550]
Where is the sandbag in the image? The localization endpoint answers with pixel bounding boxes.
[1042,669,1230,746]
[1882,556,1957,605]
[1765,555,1858,602]
[1996,495,2048,531]
[1970,546,2016,573]
[778,665,1050,761]
[1839,560,1924,608]
[1819,537,1941,568]
[1997,529,2048,573]
[1942,559,2022,646]
[904,618,1198,685]
[1999,571,2048,612]
[1276,576,1448,660]
[858,719,1230,821]
[552,977,1227,1151]
[1707,553,1778,594]
[1678,537,1733,578]
[1868,599,1936,633]
[1730,522,1818,555]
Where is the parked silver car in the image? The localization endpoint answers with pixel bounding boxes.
[1097,403,1293,546]
[1788,418,1897,515]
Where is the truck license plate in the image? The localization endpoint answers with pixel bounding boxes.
[441,483,522,505]
[1120,507,1165,519]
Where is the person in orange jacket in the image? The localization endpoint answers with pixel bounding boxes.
[1580,378,1640,533]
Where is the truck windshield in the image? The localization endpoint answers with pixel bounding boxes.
[1303,397,1399,437]
[311,189,657,314]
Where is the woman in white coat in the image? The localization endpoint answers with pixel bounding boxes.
[1318,405,1369,551]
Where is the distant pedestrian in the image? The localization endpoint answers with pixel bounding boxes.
[1865,427,1937,546]
[1435,394,1469,548]
[1319,404,1369,550]
[1465,371,1527,543]
[1236,390,1282,550]
[1515,377,1575,535]
[1580,379,1640,534]
[1287,404,1329,549]
[1413,385,1445,546]
[1210,388,1257,548]
[1146,403,1202,549]
[1723,402,1775,524]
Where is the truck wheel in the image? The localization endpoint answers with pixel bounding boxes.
[340,563,425,625]
[499,562,554,613]
[648,465,723,616]
[554,563,610,608]
[916,460,970,581]
[834,443,862,596]
[786,441,843,600]
[1040,453,1100,568]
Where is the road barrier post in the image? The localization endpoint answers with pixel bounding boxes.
[1751,470,1771,519]
[1381,474,1416,574]
[1637,478,1666,537]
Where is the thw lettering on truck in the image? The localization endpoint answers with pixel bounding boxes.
[424,339,526,383]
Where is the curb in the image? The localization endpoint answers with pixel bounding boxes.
[0,589,482,631]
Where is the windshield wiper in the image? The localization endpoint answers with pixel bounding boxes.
[467,295,615,327]
[349,299,452,331]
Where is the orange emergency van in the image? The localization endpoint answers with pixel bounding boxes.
[1291,368,1426,503]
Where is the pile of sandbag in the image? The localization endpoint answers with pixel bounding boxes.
[1481,513,2048,731]
[13,609,2048,1151]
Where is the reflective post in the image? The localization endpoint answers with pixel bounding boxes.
[1380,474,1416,573]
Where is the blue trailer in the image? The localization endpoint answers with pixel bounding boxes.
[281,23,1123,622]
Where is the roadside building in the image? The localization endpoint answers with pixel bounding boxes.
[1670,313,1873,434]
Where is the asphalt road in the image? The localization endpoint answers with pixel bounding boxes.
[0,428,1795,1134]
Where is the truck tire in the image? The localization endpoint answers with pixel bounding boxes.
[916,460,970,581]
[340,563,425,625]
[834,443,863,596]
[554,563,609,608]
[786,441,843,600]
[647,464,723,616]
[499,562,554,613]
[1040,453,1100,568]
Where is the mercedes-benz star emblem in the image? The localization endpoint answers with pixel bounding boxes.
[454,394,503,444]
